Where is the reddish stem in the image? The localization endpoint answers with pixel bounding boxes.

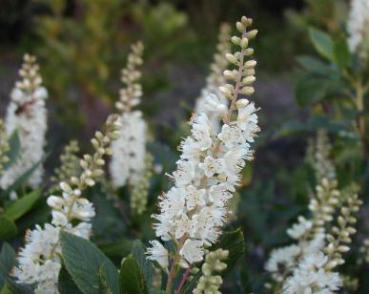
[175,267,192,294]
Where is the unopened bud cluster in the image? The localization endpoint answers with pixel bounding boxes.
[131,153,153,215]
[220,16,257,113]
[0,119,10,176]
[115,42,144,113]
[0,54,48,190]
[50,140,80,191]
[14,114,121,293]
[324,185,363,270]
[193,249,229,294]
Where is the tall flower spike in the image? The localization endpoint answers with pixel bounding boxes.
[50,140,80,191]
[0,119,10,177]
[147,16,259,293]
[0,54,48,190]
[13,115,121,293]
[195,23,231,131]
[347,0,369,61]
[110,42,148,188]
[265,130,340,285]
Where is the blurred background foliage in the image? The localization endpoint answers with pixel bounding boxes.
[3,0,369,292]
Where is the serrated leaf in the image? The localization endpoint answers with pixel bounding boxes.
[0,243,16,288]
[3,190,40,221]
[308,27,334,61]
[120,255,148,294]
[131,241,153,289]
[0,218,17,240]
[3,131,20,171]
[60,232,119,294]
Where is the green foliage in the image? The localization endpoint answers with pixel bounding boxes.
[0,217,17,240]
[0,243,16,288]
[60,232,120,294]
[120,255,148,294]
[3,190,40,221]
[308,27,334,61]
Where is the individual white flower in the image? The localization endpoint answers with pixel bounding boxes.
[0,54,47,190]
[185,185,206,210]
[265,245,301,280]
[287,216,313,240]
[146,240,169,270]
[347,0,369,60]
[180,239,204,264]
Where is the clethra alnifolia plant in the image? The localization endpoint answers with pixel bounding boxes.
[146,16,259,293]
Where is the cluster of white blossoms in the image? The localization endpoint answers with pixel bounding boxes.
[0,119,10,176]
[195,23,231,131]
[13,115,120,294]
[265,130,362,293]
[193,249,229,294]
[0,54,48,190]
[347,0,369,60]
[110,42,147,188]
[147,16,259,286]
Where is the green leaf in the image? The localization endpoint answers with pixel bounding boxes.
[131,241,153,289]
[295,74,329,106]
[0,284,13,294]
[3,190,40,221]
[58,267,83,294]
[308,27,334,61]
[333,39,350,69]
[0,243,16,288]
[60,232,120,294]
[296,56,332,75]
[0,218,17,240]
[3,131,20,171]
[120,255,148,294]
